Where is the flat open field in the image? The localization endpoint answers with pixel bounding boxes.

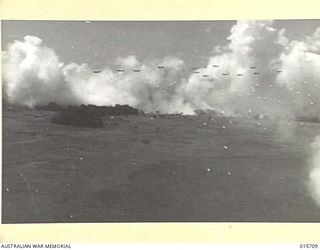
[3,107,320,223]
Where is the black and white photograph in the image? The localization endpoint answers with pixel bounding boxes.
[2,19,320,223]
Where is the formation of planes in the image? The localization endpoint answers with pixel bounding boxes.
[92,64,283,79]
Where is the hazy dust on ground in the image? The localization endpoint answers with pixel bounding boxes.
[3,108,320,223]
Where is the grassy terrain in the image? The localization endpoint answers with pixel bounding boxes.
[3,107,320,223]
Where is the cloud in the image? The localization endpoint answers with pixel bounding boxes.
[115,55,140,69]
[309,136,320,206]
[2,36,79,107]
[2,20,320,118]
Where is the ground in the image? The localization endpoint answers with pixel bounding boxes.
[3,107,320,223]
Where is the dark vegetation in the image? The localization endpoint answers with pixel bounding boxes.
[36,102,141,128]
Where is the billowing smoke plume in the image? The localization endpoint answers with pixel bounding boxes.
[178,21,320,118]
[309,136,320,206]
[276,28,320,119]
[2,36,80,107]
[178,20,286,116]
[2,20,320,118]
[2,36,190,114]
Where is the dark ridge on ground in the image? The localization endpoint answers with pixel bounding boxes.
[36,102,142,115]
[35,102,63,111]
[4,102,320,128]
[298,116,320,123]
[36,103,142,128]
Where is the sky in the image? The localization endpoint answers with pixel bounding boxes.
[2,20,320,69]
